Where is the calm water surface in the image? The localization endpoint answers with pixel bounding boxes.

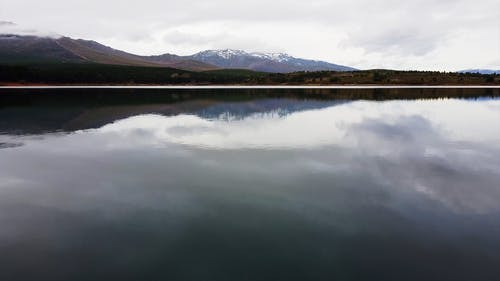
[1,88,500,281]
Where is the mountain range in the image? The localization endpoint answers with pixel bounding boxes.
[190,49,356,72]
[459,69,500,75]
[0,34,356,73]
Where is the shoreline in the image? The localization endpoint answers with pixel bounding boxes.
[1,85,500,89]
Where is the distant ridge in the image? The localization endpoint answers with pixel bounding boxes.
[0,34,356,73]
[0,34,218,71]
[189,49,356,73]
[459,69,500,75]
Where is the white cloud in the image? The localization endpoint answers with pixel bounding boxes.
[0,21,60,37]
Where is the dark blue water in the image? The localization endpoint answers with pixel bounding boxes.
[1,89,500,281]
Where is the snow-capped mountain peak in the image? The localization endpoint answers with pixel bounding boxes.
[194,49,293,62]
[250,52,293,63]
[190,49,356,73]
[196,49,249,59]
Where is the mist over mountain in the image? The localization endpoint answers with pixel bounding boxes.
[0,21,59,37]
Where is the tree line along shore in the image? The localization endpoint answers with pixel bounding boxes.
[1,63,499,86]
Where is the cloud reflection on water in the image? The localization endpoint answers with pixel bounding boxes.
[87,99,500,150]
[0,98,500,280]
[2,98,500,214]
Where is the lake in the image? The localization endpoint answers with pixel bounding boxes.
[1,88,500,281]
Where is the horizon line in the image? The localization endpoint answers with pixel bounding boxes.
[2,85,500,90]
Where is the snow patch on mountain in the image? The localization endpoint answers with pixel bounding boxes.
[196,49,249,59]
[196,49,295,63]
[190,49,357,73]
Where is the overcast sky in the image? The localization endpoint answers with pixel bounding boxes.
[1,0,499,71]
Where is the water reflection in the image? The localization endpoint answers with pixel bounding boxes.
[0,93,500,280]
[0,142,23,149]
[90,98,500,149]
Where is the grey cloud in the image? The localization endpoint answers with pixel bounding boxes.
[0,21,15,26]
[343,28,451,56]
[160,28,280,53]
[163,30,227,46]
